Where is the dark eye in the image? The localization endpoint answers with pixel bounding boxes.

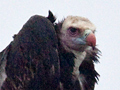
[70,27,77,33]
[68,27,79,36]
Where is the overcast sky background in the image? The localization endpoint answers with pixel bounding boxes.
[0,0,120,90]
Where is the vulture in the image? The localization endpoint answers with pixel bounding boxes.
[0,11,100,90]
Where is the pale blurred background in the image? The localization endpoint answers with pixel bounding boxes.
[0,0,120,90]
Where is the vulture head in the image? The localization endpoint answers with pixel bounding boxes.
[59,16,96,52]
[55,15,98,66]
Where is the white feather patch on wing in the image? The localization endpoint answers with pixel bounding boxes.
[0,59,7,88]
[0,45,10,88]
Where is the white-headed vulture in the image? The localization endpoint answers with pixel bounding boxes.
[0,11,100,90]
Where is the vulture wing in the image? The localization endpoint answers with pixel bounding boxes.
[0,12,60,90]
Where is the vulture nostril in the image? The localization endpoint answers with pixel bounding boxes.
[85,33,88,37]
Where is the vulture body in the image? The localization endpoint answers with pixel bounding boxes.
[0,11,100,90]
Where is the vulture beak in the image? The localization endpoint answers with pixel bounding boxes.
[86,33,96,47]
[73,29,96,47]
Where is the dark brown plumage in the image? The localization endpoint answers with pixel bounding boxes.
[0,12,60,90]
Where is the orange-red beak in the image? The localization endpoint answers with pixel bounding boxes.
[86,33,96,47]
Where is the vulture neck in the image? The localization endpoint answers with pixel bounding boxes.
[72,50,86,68]
[71,50,87,90]
[60,40,87,70]
[72,50,86,77]
[61,40,87,76]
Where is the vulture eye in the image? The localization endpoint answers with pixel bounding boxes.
[68,27,79,36]
[70,27,77,32]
